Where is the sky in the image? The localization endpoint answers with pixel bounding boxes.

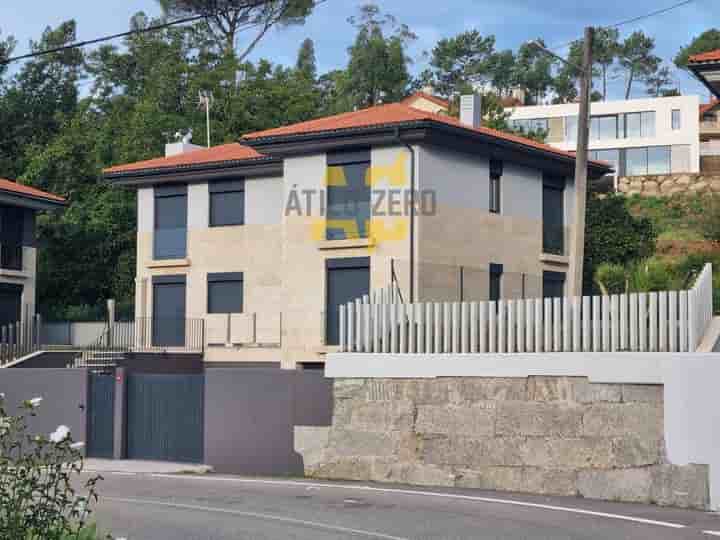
[0,0,716,101]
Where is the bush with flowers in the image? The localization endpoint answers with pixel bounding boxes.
[0,393,104,539]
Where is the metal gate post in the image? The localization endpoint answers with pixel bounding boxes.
[113,367,127,459]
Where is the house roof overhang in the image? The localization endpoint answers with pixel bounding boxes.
[103,156,283,187]
[242,120,613,180]
[689,53,720,99]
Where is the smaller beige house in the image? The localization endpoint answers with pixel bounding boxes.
[0,178,66,327]
[104,97,610,368]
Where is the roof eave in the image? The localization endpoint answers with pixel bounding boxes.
[104,156,283,187]
[243,120,612,178]
[0,190,67,210]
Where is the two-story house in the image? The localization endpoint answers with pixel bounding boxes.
[507,95,701,189]
[104,97,610,368]
[0,178,66,327]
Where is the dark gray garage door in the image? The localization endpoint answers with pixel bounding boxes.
[87,373,115,458]
[0,283,22,326]
[326,257,370,345]
[127,373,204,463]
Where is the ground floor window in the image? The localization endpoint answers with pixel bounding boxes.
[325,257,370,345]
[207,272,244,314]
[543,270,566,299]
[0,283,22,326]
[489,263,503,302]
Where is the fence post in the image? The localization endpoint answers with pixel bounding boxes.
[107,299,116,348]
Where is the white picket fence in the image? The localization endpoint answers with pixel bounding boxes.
[339,264,714,354]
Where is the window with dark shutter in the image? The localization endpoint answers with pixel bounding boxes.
[154,185,187,260]
[489,159,502,214]
[210,180,245,227]
[207,272,244,313]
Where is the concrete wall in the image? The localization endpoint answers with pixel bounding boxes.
[307,375,708,509]
[507,95,701,173]
[204,368,332,475]
[0,368,88,448]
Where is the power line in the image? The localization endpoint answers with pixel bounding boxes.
[0,0,308,66]
[547,0,698,51]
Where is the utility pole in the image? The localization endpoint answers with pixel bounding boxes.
[198,91,214,148]
[569,26,594,297]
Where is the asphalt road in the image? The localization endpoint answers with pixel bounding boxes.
[88,472,720,540]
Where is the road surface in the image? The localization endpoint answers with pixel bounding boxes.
[89,472,720,539]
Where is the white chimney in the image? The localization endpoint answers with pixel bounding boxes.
[165,142,204,157]
[460,94,482,128]
[165,128,204,157]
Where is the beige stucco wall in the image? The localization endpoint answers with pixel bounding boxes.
[0,246,37,324]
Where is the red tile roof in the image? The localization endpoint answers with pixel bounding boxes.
[0,178,66,204]
[689,49,720,63]
[103,143,268,175]
[700,100,720,117]
[243,102,609,168]
[402,91,450,110]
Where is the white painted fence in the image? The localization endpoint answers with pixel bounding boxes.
[339,264,714,354]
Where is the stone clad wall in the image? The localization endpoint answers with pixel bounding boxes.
[302,377,709,509]
[618,173,720,196]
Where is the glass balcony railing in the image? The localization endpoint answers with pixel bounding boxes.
[0,244,22,271]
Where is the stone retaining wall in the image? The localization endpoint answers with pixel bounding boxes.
[618,173,720,196]
[298,377,709,509]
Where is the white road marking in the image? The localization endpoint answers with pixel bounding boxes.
[703,531,720,537]
[104,496,410,540]
[147,474,688,530]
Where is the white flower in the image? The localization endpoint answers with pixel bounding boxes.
[28,397,43,408]
[70,441,85,450]
[49,425,71,443]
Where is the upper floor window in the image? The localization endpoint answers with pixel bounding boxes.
[207,272,244,313]
[623,111,655,138]
[672,109,681,130]
[542,174,565,255]
[590,115,618,141]
[0,205,24,271]
[154,185,187,260]
[511,118,549,134]
[489,159,503,214]
[326,150,371,240]
[564,115,578,142]
[210,179,245,227]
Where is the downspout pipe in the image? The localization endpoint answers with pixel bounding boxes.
[394,127,416,304]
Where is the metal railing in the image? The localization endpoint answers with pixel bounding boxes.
[0,315,42,365]
[1,317,205,367]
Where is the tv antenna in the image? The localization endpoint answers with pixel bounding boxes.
[197,91,214,148]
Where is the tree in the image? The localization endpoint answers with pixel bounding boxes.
[590,27,620,101]
[0,29,16,79]
[296,37,316,80]
[345,3,415,108]
[487,49,517,98]
[645,65,676,97]
[424,30,495,98]
[157,0,315,59]
[515,39,553,104]
[616,31,661,99]
[675,29,720,70]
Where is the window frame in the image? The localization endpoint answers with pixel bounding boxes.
[207,272,244,314]
[489,159,503,214]
[153,184,188,260]
[542,174,565,256]
[542,270,566,299]
[489,262,503,303]
[672,109,681,131]
[209,179,245,227]
[326,149,372,241]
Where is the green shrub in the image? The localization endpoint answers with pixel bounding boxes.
[0,396,104,540]
[594,263,627,294]
[584,194,657,294]
[693,195,720,242]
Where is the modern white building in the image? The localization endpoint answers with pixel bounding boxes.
[507,96,701,181]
